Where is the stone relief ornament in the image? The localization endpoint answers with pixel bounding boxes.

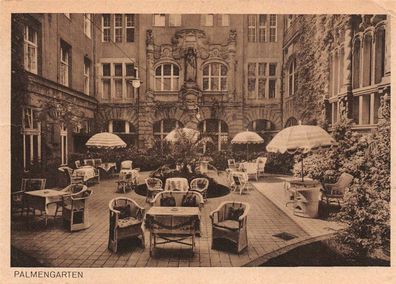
[146,29,154,46]
[185,47,197,82]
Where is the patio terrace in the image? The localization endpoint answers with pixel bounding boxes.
[11,171,343,267]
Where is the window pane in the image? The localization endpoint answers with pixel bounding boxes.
[221,65,227,76]
[113,120,126,133]
[258,78,266,98]
[153,121,161,133]
[220,120,228,132]
[103,63,111,76]
[163,78,171,90]
[114,64,123,76]
[258,63,266,76]
[248,78,256,92]
[259,15,267,26]
[126,14,135,26]
[114,79,123,98]
[154,14,165,26]
[269,79,276,98]
[163,64,172,76]
[203,65,209,76]
[115,29,123,42]
[126,64,135,76]
[155,66,162,76]
[269,63,276,76]
[164,120,176,132]
[221,78,227,90]
[269,15,277,26]
[103,79,111,99]
[115,14,122,26]
[173,65,179,76]
[211,63,219,76]
[203,78,209,90]
[211,78,219,90]
[206,120,218,132]
[205,14,213,26]
[103,14,110,26]
[126,28,135,42]
[248,63,256,77]
[155,78,162,91]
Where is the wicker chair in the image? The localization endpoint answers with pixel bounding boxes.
[108,197,145,253]
[230,173,248,195]
[240,162,258,181]
[11,178,46,216]
[145,177,163,203]
[190,178,209,201]
[62,186,92,231]
[116,172,133,193]
[210,201,250,253]
[322,173,354,205]
[256,157,267,177]
[58,166,85,185]
[227,159,237,170]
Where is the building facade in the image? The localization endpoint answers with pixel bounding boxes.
[11,13,390,183]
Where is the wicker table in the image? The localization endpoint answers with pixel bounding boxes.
[145,206,200,256]
[25,189,69,226]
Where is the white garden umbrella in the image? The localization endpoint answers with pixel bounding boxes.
[231,131,264,160]
[165,127,200,143]
[266,123,336,181]
[85,132,127,149]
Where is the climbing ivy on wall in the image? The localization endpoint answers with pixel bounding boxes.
[293,15,349,125]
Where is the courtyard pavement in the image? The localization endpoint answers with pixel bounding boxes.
[11,171,343,267]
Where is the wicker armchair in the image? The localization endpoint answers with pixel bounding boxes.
[11,178,46,216]
[116,172,133,193]
[210,201,250,253]
[230,172,248,195]
[108,197,145,253]
[145,177,163,203]
[62,186,92,231]
[322,173,354,205]
[256,157,267,177]
[75,160,82,169]
[58,166,84,185]
[190,178,209,201]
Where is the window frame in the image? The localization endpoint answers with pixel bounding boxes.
[84,58,90,95]
[202,62,228,92]
[153,14,166,27]
[247,15,257,42]
[153,119,183,141]
[169,14,182,27]
[101,61,137,100]
[221,14,230,26]
[125,14,135,42]
[83,13,92,38]
[114,14,123,43]
[23,25,38,74]
[154,63,180,92]
[203,14,214,26]
[269,14,277,42]
[102,14,111,42]
[258,15,267,42]
[199,119,228,151]
[60,42,70,87]
[22,107,41,171]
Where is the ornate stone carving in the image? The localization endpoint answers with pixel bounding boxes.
[184,47,197,83]
[146,29,154,46]
[228,29,237,43]
[171,29,209,60]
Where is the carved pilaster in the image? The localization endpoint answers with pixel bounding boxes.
[146,30,154,95]
[343,19,353,93]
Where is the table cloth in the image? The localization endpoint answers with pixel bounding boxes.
[73,166,96,182]
[164,177,189,192]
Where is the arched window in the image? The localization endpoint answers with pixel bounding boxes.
[352,38,361,89]
[202,63,227,91]
[153,119,183,140]
[375,27,385,84]
[198,119,228,151]
[248,119,274,139]
[285,117,298,128]
[155,63,179,91]
[288,58,297,97]
[108,119,137,145]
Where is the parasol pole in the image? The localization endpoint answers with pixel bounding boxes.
[246,144,249,161]
[301,154,304,182]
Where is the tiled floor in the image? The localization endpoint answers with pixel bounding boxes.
[11,171,341,267]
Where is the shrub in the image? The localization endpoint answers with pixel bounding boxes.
[265,152,295,175]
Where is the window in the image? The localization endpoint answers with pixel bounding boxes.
[362,34,373,87]
[248,119,273,140]
[247,15,257,42]
[268,63,277,98]
[60,123,68,165]
[114,14,123,42]
[202,63,227,91]
[153,119,183,141]
[221,14,229,26]
[126,14,135,42]
[102,14,111,42]
[60,41,70,87]
[258,15,267,42]
[375,28,385,84]
[269,15,277,42]
[155,63,179,91]
[248,62,277,98]
[198,119,228,151]
[285,117,298,128]
[23,25,38,74]
[169,14,181,26]
[109,120,137,145]
[288,59,297,97]
[153,14,165,26]
[84,14,91,38]
[101,62,137,100]
[22,108,41,171]
[203,14,214,26]
[84,58,90,95]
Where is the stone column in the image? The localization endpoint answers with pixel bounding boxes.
[227,30,237,102]
[343,18,353,93]
[146,30,154,93]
